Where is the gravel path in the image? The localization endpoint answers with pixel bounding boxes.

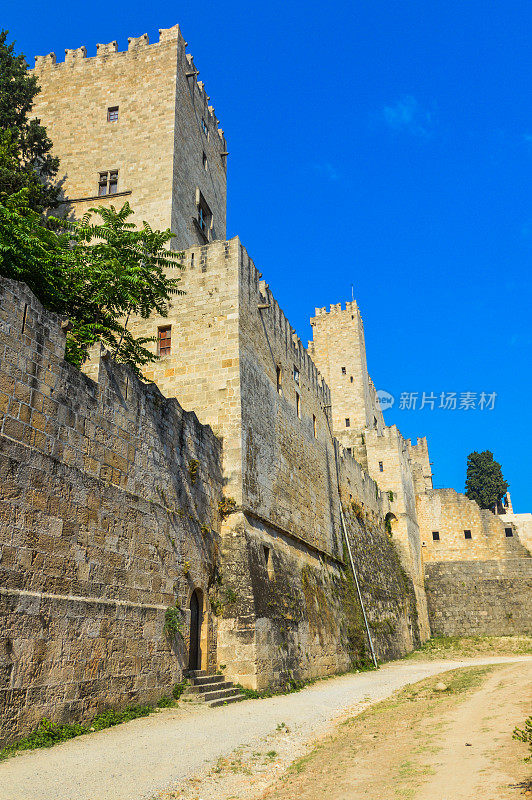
[1,656,529,800]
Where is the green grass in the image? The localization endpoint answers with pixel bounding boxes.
[0,679,190,761]
[404,634,532,660]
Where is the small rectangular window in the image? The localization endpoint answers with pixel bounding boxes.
[346,447,352,455]
[98,170,118,196]
[464,529,472,539]
[505,527,513,537]
[276,366,282,395]
[296,392,301,418]
[313,414,317,438]
[293,366,300,385]
[98,172,108,196]
[109,170,118,194]
[197,192,213,238]
[202,151,207,170]
[378,461,384,472]
[341,366,346,374]
[107,106,119,122]
[350,376,354,383]
[432,531,440,541]
[158,325,171,356]
[345,418,350,427]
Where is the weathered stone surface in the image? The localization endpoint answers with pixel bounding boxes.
[425,559,532,636]
[0,279,223,745]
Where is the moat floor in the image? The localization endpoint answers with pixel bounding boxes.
[0,657,530,800]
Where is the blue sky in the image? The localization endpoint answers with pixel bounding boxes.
[5,0,532,508]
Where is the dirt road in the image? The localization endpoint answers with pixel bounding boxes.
[0,657,529,800]
[262,661,531,800]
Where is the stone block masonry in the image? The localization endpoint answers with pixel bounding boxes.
[0,279,223,746]
[128,238,425,689]
[31,24,227,249]
[424,559,532,636]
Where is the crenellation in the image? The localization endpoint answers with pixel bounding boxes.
[64,46,87,63]
[96,41,118,56]
[127,33,149,49]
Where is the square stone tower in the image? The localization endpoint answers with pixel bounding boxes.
[31,24,227,249]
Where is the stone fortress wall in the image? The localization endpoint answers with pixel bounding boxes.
[0,278,223,745]
[127,240,423,689]
[31,24,227,248]
[1,19,531,745]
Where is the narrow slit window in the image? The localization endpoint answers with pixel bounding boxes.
[202,151,207,170]
[296,392,301,418]
[276,366,282,395]
[190,252,195,266]
[293,366,300,385]
[313,414,317,438]
[432,531,440,541]
[464,529,472,539]
[107,106,119,122]
[158,325,171,356]
[341,366,346,375]
[378,461,384,472]
[345,418,350,427]
[201,117,208,135]
[263,545,274,579]
[21,303,28,334]
[505,527,514,537]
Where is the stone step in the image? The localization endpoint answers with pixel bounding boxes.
[186,669,208,678]
[200,686,242,703]
[191,680,233,694]
[192,674,226,687]
[209,693,246,708]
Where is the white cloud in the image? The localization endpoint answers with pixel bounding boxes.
[382,95,433,137]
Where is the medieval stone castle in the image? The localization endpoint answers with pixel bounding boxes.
[0,23,530,744]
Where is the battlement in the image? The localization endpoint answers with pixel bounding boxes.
[312,300,359,318]
[33,23,224,140]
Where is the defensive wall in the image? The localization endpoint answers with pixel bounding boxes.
[418,488,532,636]
[31,24,227,248]
[0,278,223,745]
[128,238,425,688]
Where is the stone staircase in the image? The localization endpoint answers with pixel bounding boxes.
[183,670,246,707]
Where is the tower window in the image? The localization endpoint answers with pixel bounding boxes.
[345,418,350,427]
[350,376,354,383]
[378,461,383,472]
[505,527,513,537]
[432,531,440,541]
[98,170,118,196]
[464,529,472,539]
[202,151,207,170]
[276,366,282,395]
[313,414,317,438]
[201,117,208,135]
[296,392,301,418]
[107,106,119,122]
[196,191,213,238]
[158,326,171,356]
[293,366,300,385]
[263,545,274,579]
[341,366,346,374]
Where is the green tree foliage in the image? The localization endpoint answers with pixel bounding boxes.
[0,30,60,212]
[0,193,183,373]
[464,450,508,510]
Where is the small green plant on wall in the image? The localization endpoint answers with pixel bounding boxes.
[387,490,394,502]
[164,605,183,638]
[218,497,237,518]
[188,460,199,484]
[183,560,191,575]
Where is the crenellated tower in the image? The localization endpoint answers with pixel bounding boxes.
[31,24,227,249]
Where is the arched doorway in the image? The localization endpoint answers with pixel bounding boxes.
[188,589,203,671]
